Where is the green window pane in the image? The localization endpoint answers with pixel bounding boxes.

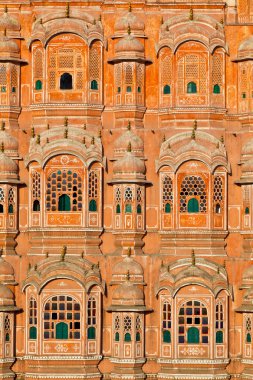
[136,332,141,341]
[126,86,132,93]
[88,326,96,340]
[56,322,68,339]
[213,84,220,94]
[216,330,223,344]
[89,199,97,212]
[91,80,98,90]
[163,85,171,94]
[125,204,132,213]
[137,204,142,214]
[245,207,250,215]
[58,194,71,211]
[115,332,120,341]
[116,204,121,214]
[35,80,42,90]
[29,326,37,340]
[187,198,199,213]
[165,203,171,213]
[163,330,171,343]
[247,333,251,343]
[187,82,197,94]
[124,332,131,342]
[8,204,13,214]
[187,327,199,343]
[33,200,40,212]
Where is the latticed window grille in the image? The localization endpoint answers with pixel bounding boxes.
[115,187,121,203]
[34,49,43,78]
[178,300,208,344]
[137,64,144,88]
[4,315,11,341]
[46,170,82,212]
[213,176,223,212]
[114,315,120,341]
[135,315,142,342]
[28,297,37,339]
[179,175,207,213]
[11,66,18,90]
[0,187,4,203]
[136,187,142,203]
[162,176,173,212]
[43,295,81,339]
[88,171,99,211]
[246,315,252,343]
[124,315,132,332]
[8,188,14,213]
[215,301,224,343]
[161,55,172,86]
[115,64,122,88]
[162,301,171,343]
[177,54,207,95]
[0,65,7,85]
[87,296,97,326]
[212,54,222,86]
[125,64,133,85]
[89,44,100,81]
[240,64,248,96]
[32,171,41,201]
[124,187,133,202]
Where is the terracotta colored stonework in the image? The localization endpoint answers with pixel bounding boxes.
[0,1,253,379]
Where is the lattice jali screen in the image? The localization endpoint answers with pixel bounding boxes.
[213,176,224,206]
[212,54,223,86]
[11,66,18,88]
[161,55,172,86]
[0,65,7,85]
[115,64,122,87]
[177,53,208,95]
[125,64,133,85]
[179,175,207,213]
[162,176,173,211]
[34,49,43,78]
[89,45,100,81]
[240,64,248,93]
[32,171,41,202]
[137,64,144,87]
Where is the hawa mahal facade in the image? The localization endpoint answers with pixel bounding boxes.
[1,0,253,379]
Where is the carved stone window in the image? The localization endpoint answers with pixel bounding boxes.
[29,297,37,339]
[178,300,208,344]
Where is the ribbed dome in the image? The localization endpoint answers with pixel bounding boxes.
[243,264,253,280]
[242,139,253,155]
[237,36,253,60]
[0,126,18,154]
[0,284,14,301]
[114,128,144,157]
[112,281,144,306]
[0,9,20,32]
[115,34,144,55]
[0,256,14,277]
[113,255,144,276]
[0,35,19,56]
[0,151,18,180]
[115,10,144,34]
[242,159,253,173]
[113,151,146,180]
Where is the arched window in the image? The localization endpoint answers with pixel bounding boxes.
[0,187,4,213]
[35,80,42,90]
[124,333,131,342]
[115,332,120,341]
[8,188,14,214]
[137,204,142,214]
[56,322,68,339]
[187,198,199,213]
[60,73,73,90]
[165,203,171,213]
[4,315,11,342]
[136,332,141,341]
[187,327,200,343]
[216,330,223,344]
[247,332,252,343]
[87,296,97,340]
[46,170,82,212]
[162,301,172,343]
[28,297,37,340]
[163,330,171,343]
[58,194,71,211]
[180,175,206,213]
[125,204,132,213]
[213,84,220,94]
[0,204,3,213]
[246,316,252,343]
[187,81,197,94]
[89,199,97,212]
[135,315,142,342]
[137,86,141,93]
[126,86,132,93]
[91,80,98,90]
[29,326,37,340]
[215,204,221,214]
[163,84,171,94]
[33,200,40,212]
[178,300,208,344]
[116,204,121,214]
[43,295,81,339]
[245,207,250,215]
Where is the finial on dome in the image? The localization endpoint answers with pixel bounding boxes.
[93,19,96,25]
[3,28,6,37]
[126,270,130,280]
[127,247,131,257]
[166,25,169,32]
[97,261,100,269]
[127,24,131,35]
[162,134,166,142]
[191,249,195,266]
[81,251,84,259]
[28,262,31,271]
[46,137,49,144]
[4,5,8,13]
[36,135,40,145]
[31,127,35,138]
[223,259,226,269]
[83,123,86,130]
[217,265,220,274]
[66,2,70,18]
[161,17,164,25]
[127,120,131,130]
[193,120,197,130]
[39,18,43,24]
[0,248,2,257]
[215,23,218,30]
[127,142,132,152]
[91,136,95,145]
[64,116,68,127]
[64,128,68,139]
[1,142,4,153]
[46,252,49,258]
[83,136,86,144]
[34,263,37,271]
[189,8,193,20]
[191,128,196,140]
[220,135,224,144]
[129,3,132,12]
[61,246,67,261]
[47,123,50,130]
[220,18,224,25]
[1,121,5,131]
[98,14,102,22]
[98,130,102,139]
